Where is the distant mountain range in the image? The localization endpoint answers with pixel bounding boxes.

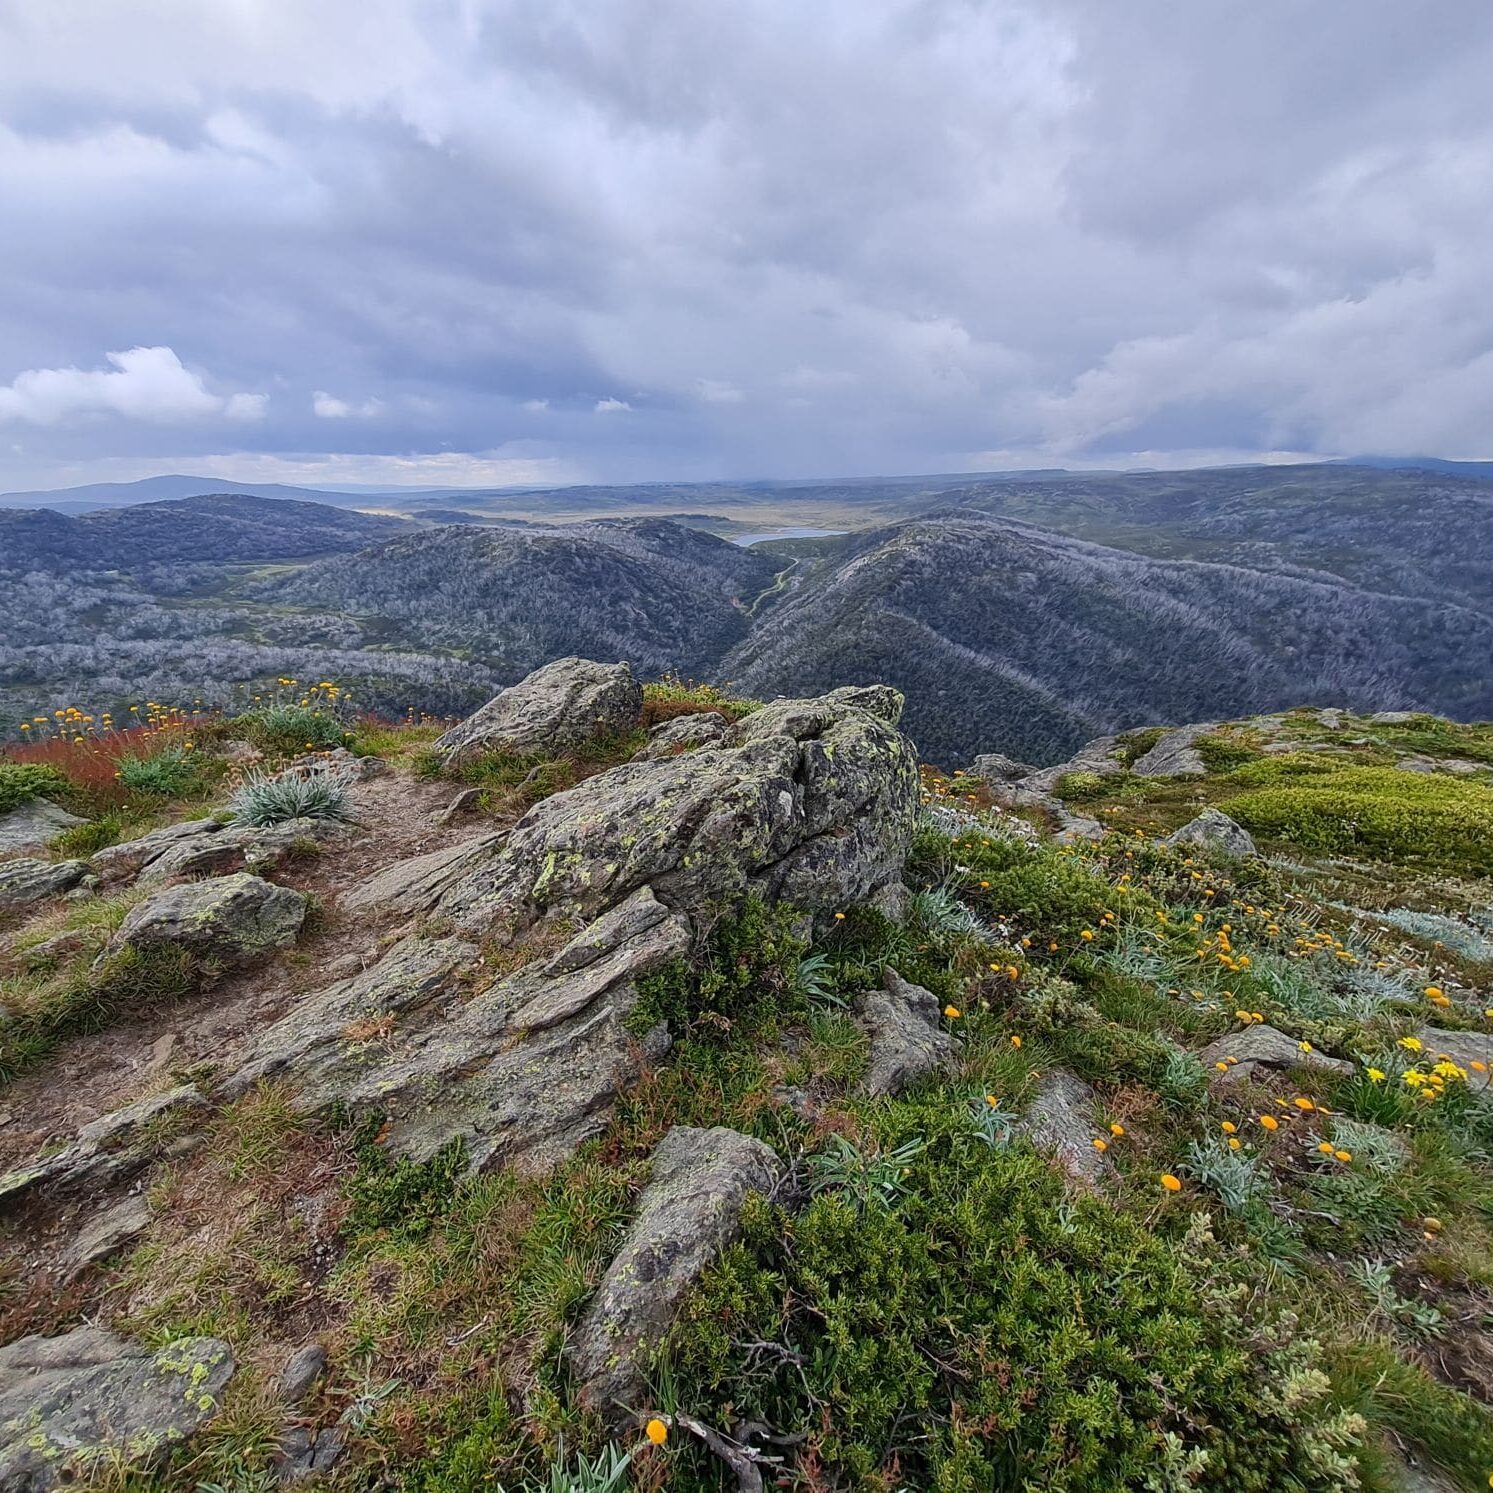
[1,464,1489,762]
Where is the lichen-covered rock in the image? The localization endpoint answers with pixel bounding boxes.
[822,683,905,723]
[0,857,88,909]
[1019,1071,1112,1189]
[433,657,642,762]
[634,712,729,760]
[339,834,504,918]
[0,1327,234,1490]
[1197,1025,1353,1087]
[91,818,226,882]
[439,689,919,935]
[570,1125,781,1418]
[220,888,689,1172]
[135,817,354,885]
[1165,807,1258,859]
[107,873,307,965]
[856,969,956,1097]
[1131,724,1212,778]
[0,799,85,855]
[0,1086,206,1206]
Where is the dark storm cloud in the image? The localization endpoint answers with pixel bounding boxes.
[1,0,1490,490]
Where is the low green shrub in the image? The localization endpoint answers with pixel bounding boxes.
[1195,733,1262,772]
[0,761,73,815]
[116,744,199,797]
[1222,767,1493,875]
[1055,768,1109,801]
[231,703,349,755]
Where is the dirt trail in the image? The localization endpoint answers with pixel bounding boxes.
[0,768,484,1169]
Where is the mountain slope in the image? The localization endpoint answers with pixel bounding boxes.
[0,494,407,570]
[723,515,1493,764]
[252,518,778,678]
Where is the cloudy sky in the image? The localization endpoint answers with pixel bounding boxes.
[1,0,1491,493]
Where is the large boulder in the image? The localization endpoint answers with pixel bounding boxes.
[1165,808,1258,859]
[1131,724,1212,778]
[967,752,1035,786]
[856,969,957,1097]
[107,873,307,965]
[0,1327,233,1490]
[438,689,920,935]
[220,888,690,1172]
[433,657,642,762]
[570,1126,781,1418]
[0,857,88,909]
[0,799,85,855]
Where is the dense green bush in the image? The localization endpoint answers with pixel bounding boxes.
[1194,733,1261,772]
[117,744,199,797]
[231,703,349,755]
[1055,768,1110,801]
[1222,766,1493,875]
[0,761,73,815]
[670,1112,1364,1491]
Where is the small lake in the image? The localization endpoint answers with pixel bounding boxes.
[732,526,845,547]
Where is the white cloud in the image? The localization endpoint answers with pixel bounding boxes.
[593,397,631,413]
[522,398,550,412]
[697,379,744,404]
[0,347,265,426]
[312,391,383,419]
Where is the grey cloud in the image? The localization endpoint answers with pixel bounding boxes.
[0,0,1490,491]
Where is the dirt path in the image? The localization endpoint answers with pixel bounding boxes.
[0,767,483,1169]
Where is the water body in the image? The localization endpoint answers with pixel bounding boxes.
[732,526,845,547]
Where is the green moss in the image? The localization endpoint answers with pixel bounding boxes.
[1222,766,1493,875]
[1195,733,1262,772]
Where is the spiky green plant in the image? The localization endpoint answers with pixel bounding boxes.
[228,768,353,827]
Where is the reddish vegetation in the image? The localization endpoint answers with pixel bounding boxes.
[2,723,191,801]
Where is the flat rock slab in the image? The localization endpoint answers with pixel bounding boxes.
[108,872,307,965]
[1019,1071,1112,1189]
[0,800,85,855]
[339,833,504,918]
[1418,1027,1492,1093]
[0,1085,206,1206]
[63,1194,153,1276]
[0,1326,234,1490]
[221,888,690,1174]
[570,1125,781,1418]
[1165,808,1258,859]
[434,656,642,761]
[1131,724,1213,778]
[0,858,88,909]
[856,968,956,1097]
[1197,1025,1354,1087]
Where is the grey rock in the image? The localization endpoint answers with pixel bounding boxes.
[137,817,356,885]
[1165,808,1258,859]
[91,818,226,882]
[221,738,263,765]
[434,657,642,762]
[276,1343,328,1404]
[318,746,386,780]
[63,1194,153,1275]
[339,833,504,918]
[0,1085,206,1206]
[1369,710,1421,726]
[220,890,690,1173]
[1396,754,1481,778]
[1019,735,1128,795]
[823,683,905,724]
[1197,1025,1354,1087]
[967,752,1035,785]
[1053,811,1106,844]
[0,858,88,909]
[1418,1027,1492,1093]
[108,873,307,965]
[865,880,911,923]
[439,689,919,934]
[1317,708,1345,730]
[0,1327,233,1490]
[277,1425,345,1483]
[1131,724,1212,778]
[856,969,957,1097]
[0,799,85,855]
[634,712,730,760]
[1019,1071,1112,1189]
[570,1125,781,1417]
[436,786,484,824]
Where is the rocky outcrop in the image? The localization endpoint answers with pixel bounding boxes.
[570,1125,781,1418]
[107,873,307,965]
[1131,725,1211,778]
[1019,735,1127,795]
[856,969,957,1097]
[634,712,729,760]
[62,1194,153,1276]
[0,799,84,855]
[0,1086,205,1206]
[967,752,1035,785]
[438,688,920,936]
[0,857,89,909]
[1166,808,1258,859]
[338,833,504,918]
[433,657,642,762]
[1019,1071,1112,1189]
[1197,1025,1354,1087]
[0,1327,234,1490]
[91,816,354,887]
[221,889,689,1171]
